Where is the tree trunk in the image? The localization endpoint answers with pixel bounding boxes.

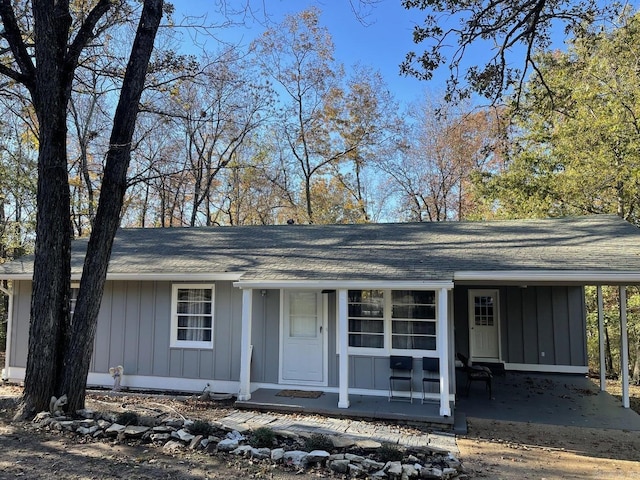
[19,2,74,418]
[632,334,640,385]
[60,0,163,413]
[605,324,614,378]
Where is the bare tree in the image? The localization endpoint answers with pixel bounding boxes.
[0,0,164,417]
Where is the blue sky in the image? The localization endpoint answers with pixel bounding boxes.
[169,0,434,107]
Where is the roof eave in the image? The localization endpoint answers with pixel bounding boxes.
[233,279,455,290]
[455,270,640,285]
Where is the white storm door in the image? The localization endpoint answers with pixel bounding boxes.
[468,290,500,360]
[281,290,326,385]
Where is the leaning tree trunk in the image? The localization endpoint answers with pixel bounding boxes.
[19,3,74,419]
[632,335,640,385]
[60,0,164,413]
[605,325,614,378]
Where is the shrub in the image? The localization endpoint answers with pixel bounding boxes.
[116,411,139,426]
[378,443,403,462]
[189,419,213,436]
[249,427,276,448]
[304,433,333,452]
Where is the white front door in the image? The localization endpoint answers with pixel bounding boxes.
[281,290,326,385]
[468,289,500,360]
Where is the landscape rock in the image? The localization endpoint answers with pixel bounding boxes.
[172,429,194,442]
[271,448,285,462]
[345,453,365,463]
[251,447,271,460]
[330,435,355,448]
[124,425,149,438]
[163,440,184,452]
[386,461,403,477]
[329,459,350,474]
[306,450,330,464]
[283,450,308,467]
[402,463,419,478]
[231,445,253,456]
[420,467,443,479]
[105,423,126,435]
[348,463,366,477]
[216,438,239,452]
[356,439,382,449]
[150,433,171,442]
[189,434,204,450]
[76,409,95,419]
[362,458,386,471]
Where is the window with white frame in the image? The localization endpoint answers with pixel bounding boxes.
[70,283,80,318]
[348,290,384,348]
[346,289,437,352]
[171,284,215,348]
[391,290,436,350]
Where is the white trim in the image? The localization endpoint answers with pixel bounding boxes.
[0,272,243,282]
[437,287,451,416]
[505,363,588,374]
[238,289,253,401]
[455,271,640,283]
[597,286,606,392]
[468,289,501,362]
[337,289,349,408]
[235,280,454,290]
[4,367,239,394]
[619,286,630,409]
[170,284,215,349]
[1,283,13,380]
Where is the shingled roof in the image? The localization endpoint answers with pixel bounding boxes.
[2,215,640,283]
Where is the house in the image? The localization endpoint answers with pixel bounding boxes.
[1,214,639,418]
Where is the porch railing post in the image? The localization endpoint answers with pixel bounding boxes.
[619,286,630,408]
[337,288,350,408]
[597,285,606,392]
[437,287,451,417]
[238,288,253,401]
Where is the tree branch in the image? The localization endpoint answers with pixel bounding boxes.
[0,0,35,89]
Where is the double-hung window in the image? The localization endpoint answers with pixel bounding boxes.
[348,290,384,349]
[70,283,80,319]
[171,284,215,349]
[346,289,437,353]
[391,290,436,351]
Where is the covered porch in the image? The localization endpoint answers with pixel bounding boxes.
[236,371,640,433]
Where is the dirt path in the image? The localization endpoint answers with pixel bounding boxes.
[457,418,640,479]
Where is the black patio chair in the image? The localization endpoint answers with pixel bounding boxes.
[421,357,440,404]
[389,355,413,403]
[457,352,492,399]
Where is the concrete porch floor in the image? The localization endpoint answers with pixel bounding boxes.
[236,389,455,429]
[456,371,640,431]
[236,372,640,433]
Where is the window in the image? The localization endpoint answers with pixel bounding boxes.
[70,283,80,319]
[346,289,438,352]
[348,290,384,348]
[171,284,215,348]
[391,290,436,351]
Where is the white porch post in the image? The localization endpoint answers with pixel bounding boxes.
[337,288,350,409]
[619,286,630,409]
[437,287,451,417]
[597,286,606,392]
[0,284,12,380]
[238,288,253,401]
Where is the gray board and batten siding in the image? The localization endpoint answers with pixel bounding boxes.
[454,285,587,367]
[10,280,243,387]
